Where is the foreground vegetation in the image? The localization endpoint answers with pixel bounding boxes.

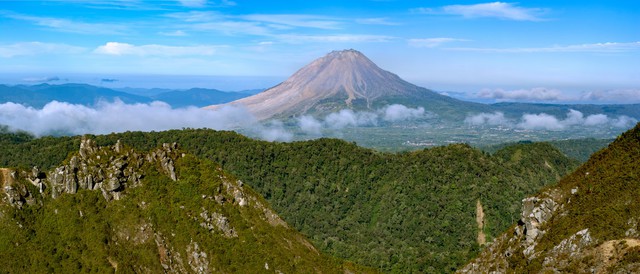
[0,139,369,273]
[462,122,640,273]
[0,127,580,272]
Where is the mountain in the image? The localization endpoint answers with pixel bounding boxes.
[152,88,250,108]
[460,122,640,273]
[0,137,370,273]
[0,83,151,108]
[208,49,488,120]
[0,84,251,109]
[0,128,580,272]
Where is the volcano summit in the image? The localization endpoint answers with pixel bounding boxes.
[207,49,476,120]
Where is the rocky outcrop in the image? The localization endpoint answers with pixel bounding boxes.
[2,137,182,203]
[515,192,562,258]
[198,208,238,238]
[187,241,210,274]
[459,190,565,273]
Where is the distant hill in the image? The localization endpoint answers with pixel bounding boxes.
[0,138,370,273]
[151,88,250,108]
[0,83,151,108]
[0,84,251,108]
[492,102,640,120]
[461,122,640,273]
[482,138,613,163]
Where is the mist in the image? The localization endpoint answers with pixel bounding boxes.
[0,101,432,141]
[466,109,637,130]
[0,100,256,136]
[297,104,429,135]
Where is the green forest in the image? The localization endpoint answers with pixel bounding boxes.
[0,127,582,272]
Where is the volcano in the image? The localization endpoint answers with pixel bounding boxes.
[206,49,484,120]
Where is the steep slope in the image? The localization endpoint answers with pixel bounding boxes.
[0,129,580,272]
[208,49,487,120]
[0,138,369,273]
[460,122,640,273]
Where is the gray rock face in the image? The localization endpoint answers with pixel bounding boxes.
[4,138,183,203]
[519,196,558,245]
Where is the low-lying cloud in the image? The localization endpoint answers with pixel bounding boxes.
[0,101,428,142]
[0,100,255,136]
[475,87,640,104]
[477,87,566,102]
[298,104,428,135]
[466,109,637,130]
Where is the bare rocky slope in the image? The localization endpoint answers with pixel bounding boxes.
[207,49,485,120]
[460,122,640,273]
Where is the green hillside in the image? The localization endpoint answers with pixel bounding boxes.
[461,122,640,273]
[0,128,579,272]
[0,138,369,273]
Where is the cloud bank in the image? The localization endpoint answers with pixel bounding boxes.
[297,104,428,135]
[474,87,640,104]
[0,101,428,142]
[0,100,255,136]
[465,109,637,130]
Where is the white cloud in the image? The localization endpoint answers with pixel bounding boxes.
[355,17,399,25]
[477,87,567,102]
[464,112,510,126]
[159,30,188,36]
[449,41,640,53]
[278,34,394,43]
[0,100,257,136]
[298,115,323,135]
[413,2,546,21]
[250,120,293,142]
[467,109,638,130]
[382,104,425,121]
[584,114,609,126]
[0,42,85,58]
[518,113,564,130]
[295,104,427,135]
[240,14,342,29]
[580,89,640,103]
[177,0,207,7]
[2,12,127,35]
[324,109,378,129]
[408,38,468,48]
[93,42,221,56]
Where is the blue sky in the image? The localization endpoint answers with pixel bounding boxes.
[0,0,639,103]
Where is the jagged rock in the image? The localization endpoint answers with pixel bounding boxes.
[542,229,593,268]
[79,137,97,159]
[198,208,238,238]
[187,241,209,274]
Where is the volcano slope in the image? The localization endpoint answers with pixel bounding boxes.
[206,49,488,120]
